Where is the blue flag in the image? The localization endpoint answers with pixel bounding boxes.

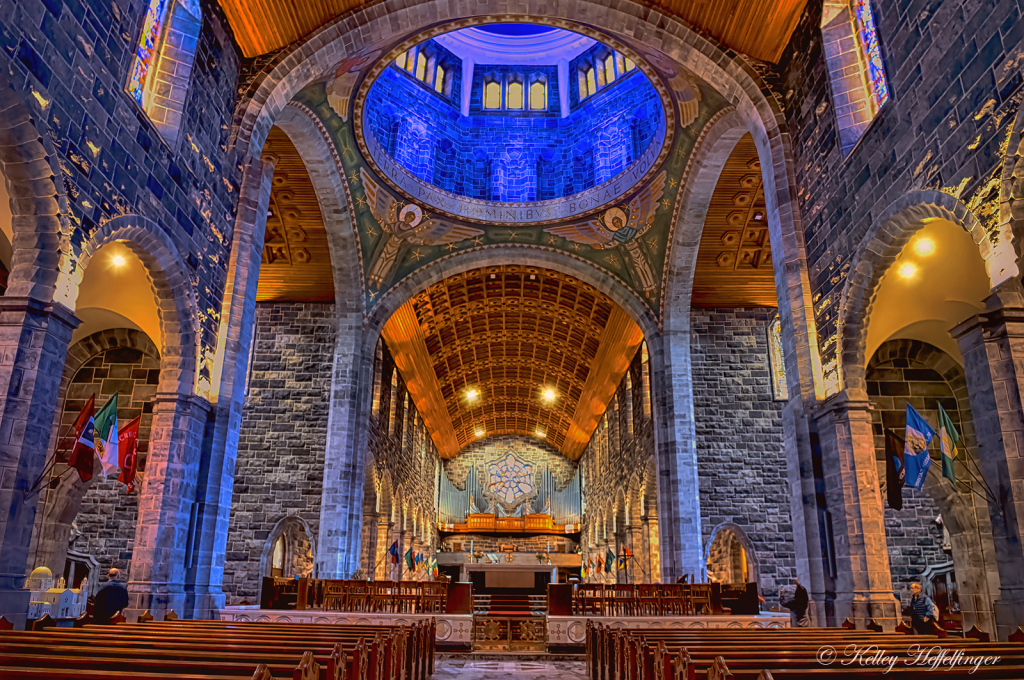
[903,404,935,489]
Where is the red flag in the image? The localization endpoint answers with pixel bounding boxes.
[66,396,96,482]
[117,416,140,494]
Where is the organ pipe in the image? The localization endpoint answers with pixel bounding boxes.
[437,461,583,526]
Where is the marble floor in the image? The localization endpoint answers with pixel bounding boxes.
[434,659,588,678]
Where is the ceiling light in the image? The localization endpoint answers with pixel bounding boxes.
[913,237,936,256]
[466,388,479,402]
[897,262,917,279]
[111,254,126,267]
[475,427,485,437]
[535,427,546,438]
[541,388,557,404]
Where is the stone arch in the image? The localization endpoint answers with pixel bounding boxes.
[613,489,627,537]
[0,72,71,303]
[705,522,760,585]
[260,515,318,580]
[866,338,997,634]
[838,191,990,396]
[999,93,1024,274]
[73,214,200,395]
[627,474,643,526]
[30,329,161,578]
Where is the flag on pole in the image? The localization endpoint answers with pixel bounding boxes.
[93,393,119,477]
[581,560,588,579]
[117,415,140,494]
[937,403,961,484]
[431,558,439,579]
[903,403,935,489]
[388,541,400,564]
[596,556,604,574]
[67,396,97,482]
[885,429,906,510]
[404,547,414,571]
[606,548,616,572]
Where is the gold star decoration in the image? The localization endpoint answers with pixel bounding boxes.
[411,249,425,261]
[366,227,377,237]
[355,196,367,206]
[646,236,658,249]
[668,178,678,188]
[472,237,484,246]
[368,289,378,300]
[606,254,620,266]
[571,242,581,250]
[446,242,458,251]
[507,230,518,240]
[661,199,671,208]
[547,236,557,245]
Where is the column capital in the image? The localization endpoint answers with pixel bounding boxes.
[813,390,873,420]
[0,296,79,330]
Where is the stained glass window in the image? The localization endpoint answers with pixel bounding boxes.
[615,53,626,76]
[768,317,789,401]
[507,81,524,109]
[853,0,889,110]
[624,57,636,72]
[126,0,170,106]
[604,54,616,84]
[487,453,534,505]
[586,68,596,97]
[405,48,417,73]
[415,51,428,81]
[395,51,407,70]
[529,80,546,110]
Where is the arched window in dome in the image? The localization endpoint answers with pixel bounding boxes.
[615,52,626,76]
[640,341,651,417]
[529,78,546,111]
[395,51,407,70]
[434,64,446,93]
[125,0,201,148]
[484,79,502,109]
[578,65,596,100]
[820,0,890,153]
[415,50,428,82]
[624,57,636,72]
[507,80,524,110]
[404,47,417,74]
[604,53,616,85]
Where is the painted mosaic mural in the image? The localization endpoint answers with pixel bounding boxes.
[290,45,730,319]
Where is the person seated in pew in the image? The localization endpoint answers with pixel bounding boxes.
[93,568,129,624]
[909,581,939,635]
[782,577,809,627]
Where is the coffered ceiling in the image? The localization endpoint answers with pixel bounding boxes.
[256,127,336,303]
[380,265,644,459]
[691,133,778,308]
[219,0,808,62]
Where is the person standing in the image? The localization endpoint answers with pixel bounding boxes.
[93,568,129,624]
[909,582,938,634]
[783,578,810,627]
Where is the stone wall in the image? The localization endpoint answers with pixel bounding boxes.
[779,0,1024,389]
[223,302,336,604]
[690,308,792,606]
[0,0,244,374]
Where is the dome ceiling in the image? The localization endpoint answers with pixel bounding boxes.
[219,2,808,63]
[380,265,643,459]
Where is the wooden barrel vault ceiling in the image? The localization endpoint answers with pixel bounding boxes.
[218,0,809,63]
[381,266,644,460]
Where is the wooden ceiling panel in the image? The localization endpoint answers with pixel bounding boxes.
[691,133,778,308]
[381,265,643,459]
[256,127,336,303]
[219,0,808,62]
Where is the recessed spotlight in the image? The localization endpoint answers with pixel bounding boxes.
[111,254,126,267]
[466,388,479,402]
[475,427,485,437]
[898,262,917,279]
[535,427,546,438]
[541,388,557,404]
[913,237,936,256]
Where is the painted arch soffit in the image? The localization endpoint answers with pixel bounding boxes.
[287,34,731,320]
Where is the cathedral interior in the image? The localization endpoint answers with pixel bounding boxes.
[3,0,1024,675]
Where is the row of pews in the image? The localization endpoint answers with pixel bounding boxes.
[262,577,448,614]
[586,623,1024,679]
[573,582,760,617]
[0,618,434,680]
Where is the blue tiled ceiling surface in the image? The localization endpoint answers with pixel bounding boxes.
[364,50,663,203]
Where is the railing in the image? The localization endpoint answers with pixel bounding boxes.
[439,513,581,534]
[260,577,449,614]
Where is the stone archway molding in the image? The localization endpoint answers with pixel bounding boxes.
[837,190,988,397]
[76,214,200,396]
[703,522,761,586]
[260,515,319,580]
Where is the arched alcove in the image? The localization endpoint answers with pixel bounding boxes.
[705,523,759,586]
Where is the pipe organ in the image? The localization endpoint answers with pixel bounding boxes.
[437,462,583,528]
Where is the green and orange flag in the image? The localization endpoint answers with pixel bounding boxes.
[937,403,961,484]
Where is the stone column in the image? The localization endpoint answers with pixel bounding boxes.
[952,282,1024,638]
[0,298,78,629]
[362,510,379,577]
[186,156,275,619]
[629,524,644,584]
[646,516,661,583]
[126,392,211,621]
[396,529,408,582]
[375,519,392,581]
[814,394,899,629]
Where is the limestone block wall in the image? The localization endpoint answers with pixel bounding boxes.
[223,303,336,604]
[780,0,1024,389]
[690,308,792,607]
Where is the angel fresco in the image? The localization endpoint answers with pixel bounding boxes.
[360,168,483,286]
[545,171,666,292]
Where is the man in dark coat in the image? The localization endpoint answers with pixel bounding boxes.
[93,568,129,624]
[783,578,810,627]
